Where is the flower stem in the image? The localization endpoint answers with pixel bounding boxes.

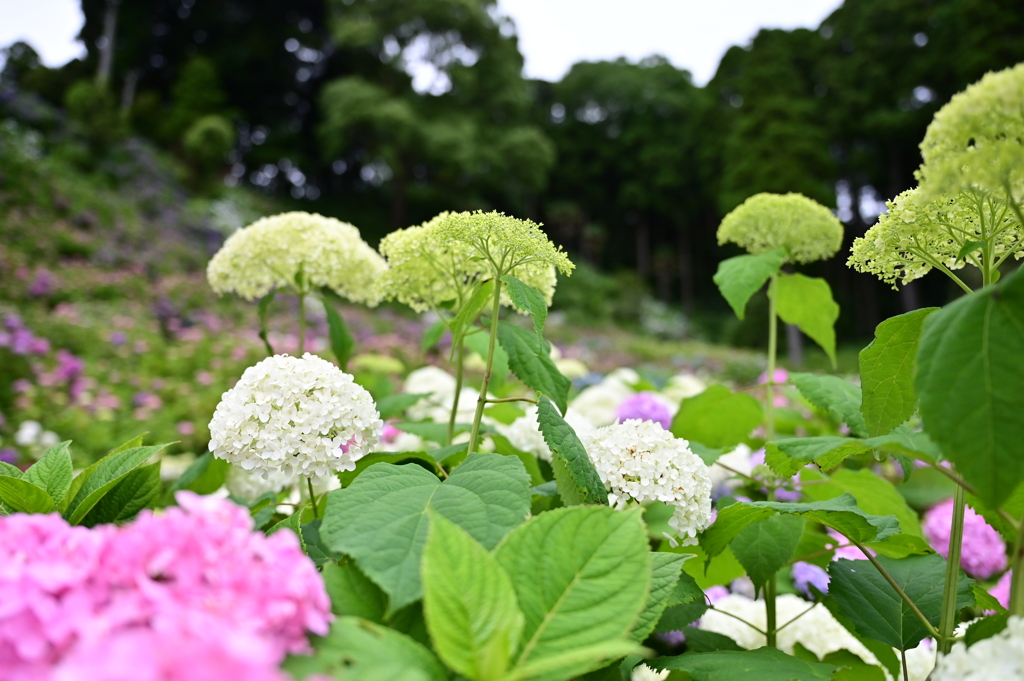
[306,475,318,519]
[298,293,306,354]
[467,280,502,454]
[447,340,464,446]
[766,273,778,443]
[765,573,778,648]
[938,483,966,654]
[1010,510,1024,615]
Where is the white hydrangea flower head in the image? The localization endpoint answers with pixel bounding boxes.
[918,63,1024,204]
[663,373,707,403]
[226,463,295,502]
[208,353,382,478]
[718,192,844,264]
[206,211,387,303]
[571,378,635,427]
[587,419,712,544]
[630,663,669,681]
[700,594,884,669]
[500,406,595,462]
[932,616,1024,681]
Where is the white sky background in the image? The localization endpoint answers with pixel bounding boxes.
[4,0,843,85]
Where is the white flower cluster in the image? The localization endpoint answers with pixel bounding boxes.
[932,616,1024,681]
[587,419,712,544]
[630,663,669,681]
[209,353,382,478]
[499,406,595,462]
[206,211,386,303]
[403,365,481,426]
[225,463,341,503]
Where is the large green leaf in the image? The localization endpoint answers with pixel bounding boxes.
[773,272,839,366]
[0,476,55,513]
[828,554,974,651]
[631,553,687,642]
[22,441,73,505]
[536,395,607,505]
[64,445,169,524]
[78,462,161,527]
[282,616,447,681]
[322,558,387,622]
[729,514,804,593]
[465,330,510,386]
[671,385,763,449]
[422,512,524,681]
[701,495,900,559]
[165,452,230,499]
[62,439,158,513]
[859,308,938,437]
[652,647,838,681]
[765,428,941,478]
[497,321,570,413]
[801,468,922,539]
[790,374,867,438]
[496,506,651,681]
[320,453,531,613]
[915,265,1024,507]
[322,289,356,370]
[450,281,495,356]
[713,248,787,319]
[502,275,548,337]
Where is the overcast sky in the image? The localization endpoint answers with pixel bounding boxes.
[1,0,843,85]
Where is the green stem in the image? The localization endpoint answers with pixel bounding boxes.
[1010,510,1024,615]
[466,280,503,454]
[306,475,318,519]
[447,340,465,446]
[765,573,778,648]
[298,292,306,354]
[938,483,966,654]
[486,396,538,404]
[766,273,778,443]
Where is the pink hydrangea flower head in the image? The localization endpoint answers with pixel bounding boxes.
[990,570,1012,611]
[923,497,1007,579]
[615,392,673,430]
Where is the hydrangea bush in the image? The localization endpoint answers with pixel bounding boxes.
[1,64,1023,681]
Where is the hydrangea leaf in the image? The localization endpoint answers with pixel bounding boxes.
[631,553,688,642]
[502,275,548,337]
[772,272,839,367]
[321,453,531,614]
[801,468,922,539]
[713,248,787,320]
[422,512,524,681]
[729,514,805,593]
[465,329,510,387]
[765,428,941,478]
[701,495,901,559]
[282,616,447,681]
[828,554,974,651]
[22,441,73,506]
[651,647,838,681]
[0,462,21,478]
[495,506,650,681]
[78,462,161,527]
[421,318,447,352]
[536,395,608,506]
[859,308,939,437]
[63,434,146,511]
[165,452,230,500]
[498,322,570,414]
[450,280,495,358]
[322,558,387,623]
[671,385,763,449]
[322,289,356,370]
[679,627,743,652]
[790,373,868,438]
[0,476,55,514]
[64,445,169,524]
[915,265,1024,507]
[965,612,1010,647]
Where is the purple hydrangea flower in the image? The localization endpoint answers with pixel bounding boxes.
[615,392,673,430]
[792,561,830,597]
[923,497,1007,579]
[0,449,17,465]
[990,570,1011,611]
[110,331,127,345]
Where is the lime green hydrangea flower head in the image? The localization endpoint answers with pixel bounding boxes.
[376,213,478,312]
[717,193,843,264]
[848,187,1023,289]
[207,211,386,303]
[432,211,573,304]
[917,63,1024,207]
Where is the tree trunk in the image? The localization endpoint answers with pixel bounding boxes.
[96,0,120,86]
[635,219,651,278]
[786,323,804,368]
[120,68,138,112]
